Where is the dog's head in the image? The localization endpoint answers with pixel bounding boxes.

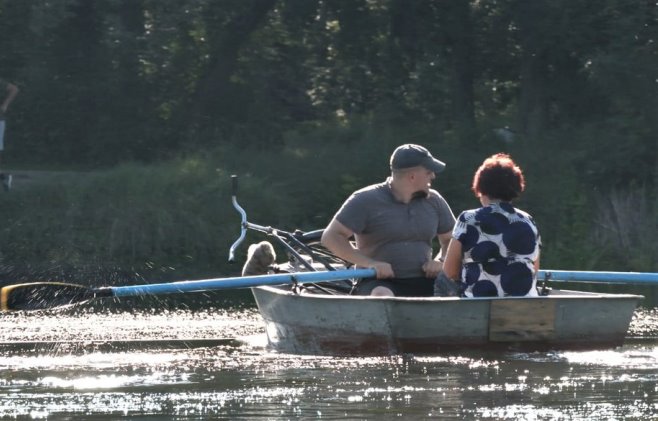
[242,241,276,276]
[247,241,276,264]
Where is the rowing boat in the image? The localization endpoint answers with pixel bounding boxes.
[252,285,642,355]
[225,174,647,355]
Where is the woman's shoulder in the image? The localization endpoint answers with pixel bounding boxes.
[456,207,480,223]
[490,202,535,220]
[509,206,536,222]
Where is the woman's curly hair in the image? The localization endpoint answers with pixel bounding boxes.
[471,153,525,202]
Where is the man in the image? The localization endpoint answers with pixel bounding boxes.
[0,78,19,190]
[321,144,456,297]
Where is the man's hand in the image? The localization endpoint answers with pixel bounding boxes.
[371,261,395,279]
[422,260,443,279]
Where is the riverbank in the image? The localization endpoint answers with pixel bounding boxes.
[0,137,655,288]
[0,170,83,191]
[0,160,242,286]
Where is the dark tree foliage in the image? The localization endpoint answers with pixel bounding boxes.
[0,0,655,275]
[0,0,652,173]
[0,3,654,199]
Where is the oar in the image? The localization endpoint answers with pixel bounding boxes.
[538,270,658,285]
[4,268,654,311]
[0,268,376,311]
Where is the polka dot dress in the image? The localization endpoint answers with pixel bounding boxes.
[453,202,541,297]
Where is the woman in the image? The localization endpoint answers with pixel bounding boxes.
[439,153,541,297]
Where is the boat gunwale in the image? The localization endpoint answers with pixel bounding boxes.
[252,285,644,302]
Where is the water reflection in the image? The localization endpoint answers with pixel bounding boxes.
[0,297,656,419]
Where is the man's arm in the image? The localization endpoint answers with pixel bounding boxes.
[321,219,394,279]
[437,231,451,257]
[422,231,452,278]
[1,82,18,113]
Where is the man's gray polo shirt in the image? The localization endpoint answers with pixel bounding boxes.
[333,180,456,279]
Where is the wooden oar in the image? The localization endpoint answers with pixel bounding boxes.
[538,270,658,285]
[0,268,376,311]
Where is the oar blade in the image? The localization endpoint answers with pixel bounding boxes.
[1,282,98,311]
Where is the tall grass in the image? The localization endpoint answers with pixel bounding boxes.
[592,187,657,271]
[0,159,274,285]
[0,118,654,286]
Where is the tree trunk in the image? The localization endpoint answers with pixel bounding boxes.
[518,49,549,139]
[513,0,552,139]
[445,0,475,129]
[188,0,278,131]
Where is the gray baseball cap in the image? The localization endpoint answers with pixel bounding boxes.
[390,144,446,173]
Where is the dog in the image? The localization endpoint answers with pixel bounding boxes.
[241,241,277,276]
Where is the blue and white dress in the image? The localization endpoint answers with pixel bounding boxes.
[452,202,541,297]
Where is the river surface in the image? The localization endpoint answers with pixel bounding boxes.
[0,291,657,420]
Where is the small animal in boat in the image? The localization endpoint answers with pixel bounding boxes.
[242,241,277,276]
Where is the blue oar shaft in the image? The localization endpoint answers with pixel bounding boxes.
[110,268,376,297]
[109,268,656,297]
[539,270,658,285]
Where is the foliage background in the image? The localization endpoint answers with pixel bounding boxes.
[0,0,655,285]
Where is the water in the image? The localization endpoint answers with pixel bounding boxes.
[1,294,657,419]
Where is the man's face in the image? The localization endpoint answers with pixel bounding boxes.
[411,167,436,194]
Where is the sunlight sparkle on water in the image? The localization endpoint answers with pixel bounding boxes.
[0,351,185,371]
[0,307,263,342]
[561,347,658,370]
[40,372,190,390]
[0,301,655,418]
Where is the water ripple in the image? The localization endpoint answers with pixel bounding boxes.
[0,302,656,419]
